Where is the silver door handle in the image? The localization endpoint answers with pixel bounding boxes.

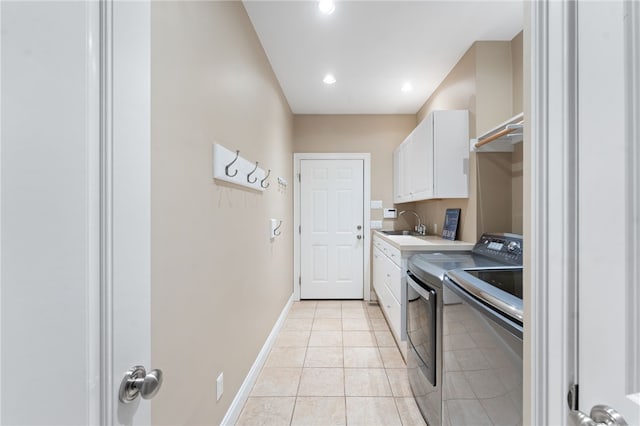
[570,405,628,426]
[357,235,362,240]
[119,365,164,403]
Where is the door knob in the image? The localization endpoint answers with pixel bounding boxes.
[357,235,362,240]
[570,405,628,426]
[119,365,164,403]
[357,225,362,230]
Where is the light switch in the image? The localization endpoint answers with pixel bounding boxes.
[370,200,383,209]
[370,220,383,229]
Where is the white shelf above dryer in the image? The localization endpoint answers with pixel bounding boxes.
[470,112,524,152]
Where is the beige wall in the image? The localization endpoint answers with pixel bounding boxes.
[293,115,416,227]
[412,34,523,242]
[414,43,478,242]
[511,31,525,234]
[512,31,524,114]
[150,2,293,424]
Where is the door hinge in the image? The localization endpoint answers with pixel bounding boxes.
[298,173,301,182]
[299,225,301,234]
[567,383,579,411]
[298,276,301,286]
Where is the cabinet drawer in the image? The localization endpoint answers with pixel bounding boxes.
[385,261,402,303]
[374,235,402,267]
[375,280,401,340]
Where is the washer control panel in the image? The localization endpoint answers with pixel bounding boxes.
[472,233,523,266]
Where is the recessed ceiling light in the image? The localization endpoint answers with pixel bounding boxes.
[323,74,336,85]
[318,0,335,15]
[401,82,413,92]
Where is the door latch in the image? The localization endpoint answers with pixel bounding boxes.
[119,365,164,403]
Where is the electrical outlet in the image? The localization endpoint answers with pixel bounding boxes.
[216,373,224,401]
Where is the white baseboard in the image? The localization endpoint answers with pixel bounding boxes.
[220,294,294,426]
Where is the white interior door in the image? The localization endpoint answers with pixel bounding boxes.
[0,1,152,424]
[574,1,640,424]
[300,159,364,299]
[109,1,153,425]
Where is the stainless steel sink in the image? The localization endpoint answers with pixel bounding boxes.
[380,230,423,236]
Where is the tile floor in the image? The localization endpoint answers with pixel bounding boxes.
[236,300,426,426]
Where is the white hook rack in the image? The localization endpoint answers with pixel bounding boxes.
[212,143,270,191]
[270,218,283,239]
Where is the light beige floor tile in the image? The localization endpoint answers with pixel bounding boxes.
[346,397,402,426]
[464,369,507,398]
[287,308,316,319]
[342,318,370,331]
[341,300,365,308]
[345,368,393,396]
[480,394,521,425]
[395,397,427,426]
[445,399,493,425]
[251,368,301,397]
[282,318,313,331]
[374,330,396,347]
[316,300,342,308]
[342,308,366,319]
[443,371,476,399]
[379,347,406,368]
[369,317,390,331]
[291,301,317,309]
[291,397,346,426]
[315,308,342,319]
[265,347,307,368]
[297,368,345,396]
[366,306,385,319]
[386,369,413,397]
[344,347,383,368]
[274,331,310,347]
[312,318,343,331]
[343,331,376,347]
[308,330,343,347]
[304,347,344,367]
[236,397,296,426]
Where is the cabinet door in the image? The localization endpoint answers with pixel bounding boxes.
[393,140,411,203]
[372,246,385,293]
[393,146,402,203]
[384,255,402,304]
[433,110,469,198]
[408,115,434,200]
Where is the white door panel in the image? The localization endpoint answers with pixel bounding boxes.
[301,159,364,299]
[575,1,639,424]
[0,1,152,424]
[0,2,101,423]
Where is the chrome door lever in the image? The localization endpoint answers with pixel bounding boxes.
[570,405,628,426]
[119,365,164,403]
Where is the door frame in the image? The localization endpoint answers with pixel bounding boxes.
[293,153,371,301]
[529,0,640,423]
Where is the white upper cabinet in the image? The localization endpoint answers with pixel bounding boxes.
[393,110,469,203]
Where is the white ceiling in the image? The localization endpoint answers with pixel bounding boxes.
[243,1,523,115]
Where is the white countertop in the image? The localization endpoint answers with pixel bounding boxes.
[373,230,475,251]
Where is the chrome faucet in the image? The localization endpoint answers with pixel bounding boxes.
[399,210,426,235]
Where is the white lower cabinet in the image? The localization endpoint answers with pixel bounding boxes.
[372,237,405,355]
